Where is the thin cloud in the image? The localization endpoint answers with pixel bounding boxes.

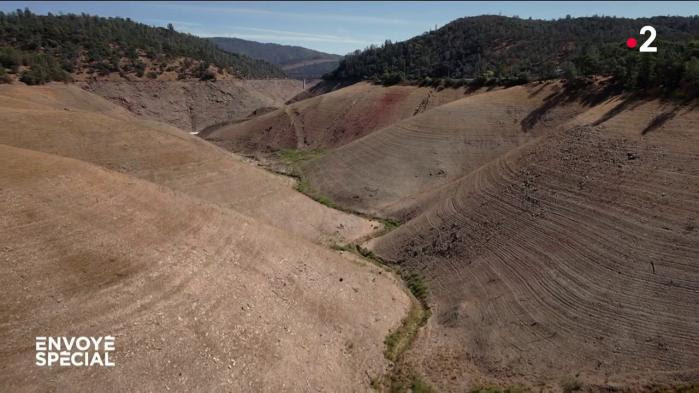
[228,33,367,45]
[181,25,370,45]
[235,26,371,43]
[150,3,420,26]
[223,7,416,25]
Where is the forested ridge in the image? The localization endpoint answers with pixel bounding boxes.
[0,9,286,85]
[328,15,699,94]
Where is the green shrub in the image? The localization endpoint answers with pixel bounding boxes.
[561,378,582,393]
[405,273,428,304]
[0,47,21,70]
[0,67,11,83]
[380,71,405,86]
[19,60,68,85]
[276,148,325,166]
[410,375,434,393]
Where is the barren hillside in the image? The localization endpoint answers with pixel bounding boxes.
[2,64,697,393]
[368,97,699,391]
[205,78,699,391]
[5,6,698,393]
[302,82,590,218]
[83,79,308,133]
[202,82,472,156]
[0,144,410,392]
[0,84,376,245]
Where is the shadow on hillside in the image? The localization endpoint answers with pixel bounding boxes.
[463,84,482,95]
[641,107,681,135]
[527,82,552,98]
[521,82,625,132]
[598,96,694,134]
[591,95,644,126]
[520,90,571,131]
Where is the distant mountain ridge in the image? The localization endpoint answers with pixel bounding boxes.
[210,37,342,79]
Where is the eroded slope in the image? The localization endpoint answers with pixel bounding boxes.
[202,82,471,155]
[0,144,410,392]
[83,79,308,133]
[303,82,589,218]
[0,84,376,245]
[370,99,699,391]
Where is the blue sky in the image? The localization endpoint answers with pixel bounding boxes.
[2,2,697,54]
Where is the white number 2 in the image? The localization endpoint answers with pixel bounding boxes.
[639,26,657,52]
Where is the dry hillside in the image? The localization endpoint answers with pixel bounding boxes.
[0,144,410,392]
[204,79,699,391]
[83,79,309,133]
[2,75,697,392]
[8,8,698,393]
[0,84,376,245]
[302,82,589,218]
[369,96,699,391]
[202,82,472,157]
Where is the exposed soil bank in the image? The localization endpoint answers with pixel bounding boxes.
[83,79,310,132]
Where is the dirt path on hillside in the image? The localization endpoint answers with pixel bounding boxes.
[283,106,308,148]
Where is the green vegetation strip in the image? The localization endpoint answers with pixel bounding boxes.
[384,300,429,363]
[276,148,326,165]
[275,149,338,208]
[277,148,433,392]
[295,177,337,209]
[278,150,407,235]
[337,244,433,393]
[285,154,698,393]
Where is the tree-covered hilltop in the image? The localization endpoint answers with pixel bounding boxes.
[0,9,286,85]
[567,40,699,94]
[326,15,699,94]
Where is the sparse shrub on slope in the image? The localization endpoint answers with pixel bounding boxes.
[0,47,69,84]
[18,53,69,85]
[0,65,10,83]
